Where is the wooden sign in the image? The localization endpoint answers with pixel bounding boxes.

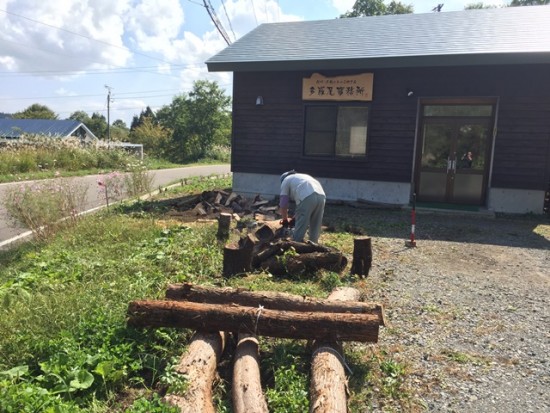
[303,73,374,101]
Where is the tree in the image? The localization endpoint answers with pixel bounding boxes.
[13,103,58,120]
[509,0,549,5]
[69,110,91,124]
[130,106,157,131]
[129,117,171,158]
[465,2,497,9]
[340,0,413,17]
[157,80,231,162]
[86,112,108,140]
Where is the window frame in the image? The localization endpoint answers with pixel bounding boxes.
[302,103,371,159]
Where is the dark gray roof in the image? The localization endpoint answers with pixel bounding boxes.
[206,5,550,72]
[0,119,97,140]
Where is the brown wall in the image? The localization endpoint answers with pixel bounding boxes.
[231,64,550,190]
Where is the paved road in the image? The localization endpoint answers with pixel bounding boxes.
[0,164,230,247]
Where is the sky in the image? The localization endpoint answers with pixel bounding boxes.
[0,0,508,126]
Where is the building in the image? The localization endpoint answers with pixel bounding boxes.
[0,119,98,142]
[206,6,550,214]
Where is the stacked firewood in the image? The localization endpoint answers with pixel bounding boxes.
[162,190,279,223]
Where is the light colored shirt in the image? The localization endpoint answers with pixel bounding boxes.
[280,173,325,206]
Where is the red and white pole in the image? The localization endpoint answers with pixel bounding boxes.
[407,193,417,247]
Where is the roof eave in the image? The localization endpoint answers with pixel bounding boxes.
[207,52,550,72]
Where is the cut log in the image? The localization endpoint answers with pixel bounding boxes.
[232,333,268,413]
[254,221,282,243]
[164,331,226,413]
[165,283,385,325]
[351,237,372,277]
[217,212,232,239]
[127,300,380,342]
[222,235,255,277]
[260,251,347,276]
[310,287,361,413]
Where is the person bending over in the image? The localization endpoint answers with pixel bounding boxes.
[279,170,326,243]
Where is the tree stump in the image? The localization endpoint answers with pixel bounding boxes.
[164,331,226,413]
[232,333,268,413]
[223,234,255,277]
[310,287,361,413]
[217,212,232,239]
[350,236,372,277]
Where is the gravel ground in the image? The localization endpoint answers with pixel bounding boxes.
[342,209,549,412]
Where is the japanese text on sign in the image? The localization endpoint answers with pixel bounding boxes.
[302,73,374,101]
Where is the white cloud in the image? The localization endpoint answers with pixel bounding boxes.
[0,0,133,73]
[330,0,356,14]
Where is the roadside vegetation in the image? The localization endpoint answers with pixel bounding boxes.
[0,176,415,412]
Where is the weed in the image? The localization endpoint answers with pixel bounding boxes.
[3,178,87,241]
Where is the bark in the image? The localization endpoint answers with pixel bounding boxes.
[217,212,232,239]
[252,240,333,267]
[232,333,268,413]
[222,235,255,277]
[260,251,347,276]
[351,237,372,277]
[310,287,361,413]
[127,300,380,342]
[164,331,226,413]
[165,283,385,325]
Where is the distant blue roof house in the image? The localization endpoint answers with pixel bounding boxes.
[0,119,98,141]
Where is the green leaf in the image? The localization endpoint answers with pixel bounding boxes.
[69,369,94,390]
[0,364,29,379]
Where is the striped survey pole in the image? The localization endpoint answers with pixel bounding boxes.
[406,192,417,247]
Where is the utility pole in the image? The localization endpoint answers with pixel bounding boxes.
[105,85,113,146]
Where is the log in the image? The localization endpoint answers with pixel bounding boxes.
[222,235,255,277]
[254,221,282,243]
[232,333,268,413]
[127,300,380,342]
[217,212,232,239]
[252,240,333,267]
[351,237,372,277]
[310,287,361,413]
[165,283,385,325]
[164,331,226,413]
[260,251,347,276]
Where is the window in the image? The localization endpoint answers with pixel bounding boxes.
[304,106,369,157]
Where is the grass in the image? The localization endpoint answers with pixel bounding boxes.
[0,176,414,412]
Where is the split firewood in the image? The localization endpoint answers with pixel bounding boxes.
[165,283,385,325]
[351,237,372,277]
[164,331,226,413]
[310,287,361,413]
[127,300,380,342]
[232,333,268,413]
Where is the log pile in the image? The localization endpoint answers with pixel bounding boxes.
[126,283,385,413]
[222,219,349,277]
[159,190,279,223]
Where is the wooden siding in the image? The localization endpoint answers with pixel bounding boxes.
[231,65,550,191]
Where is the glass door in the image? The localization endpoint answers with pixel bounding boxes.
[415,103,494,205]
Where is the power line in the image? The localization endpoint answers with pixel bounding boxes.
[203,0,232,45]
[220,0,236,42]
[251,0,259,26]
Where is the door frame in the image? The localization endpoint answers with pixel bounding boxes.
[412,98,498,207]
